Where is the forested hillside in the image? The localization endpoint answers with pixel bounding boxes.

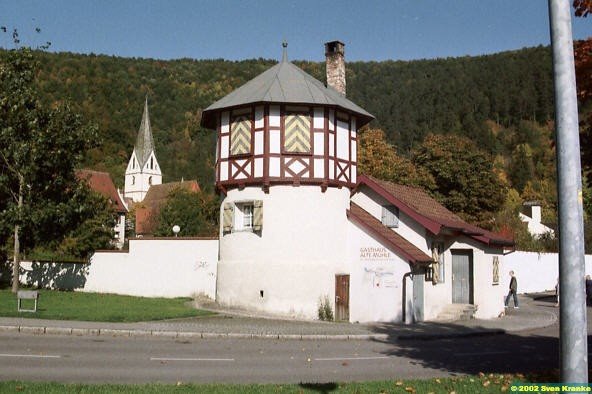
[21,46,555,193]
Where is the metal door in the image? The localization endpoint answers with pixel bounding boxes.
[452,251,473,304]
[335,274,350,321]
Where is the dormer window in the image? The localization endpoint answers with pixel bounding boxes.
[230,110,252,156]
[381,205,399,228]
[283,107,311,154]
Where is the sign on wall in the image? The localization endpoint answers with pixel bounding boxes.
[360,247,391,260]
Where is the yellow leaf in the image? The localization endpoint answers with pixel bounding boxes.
[483,380,490,387]
[396,381,403,386]
[435,378,441,384]
[404,387,416,393]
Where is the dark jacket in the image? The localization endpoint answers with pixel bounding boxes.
[510,276,517,292]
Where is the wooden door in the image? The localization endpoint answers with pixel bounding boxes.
[452,251,473,304]
[335,274,350,321]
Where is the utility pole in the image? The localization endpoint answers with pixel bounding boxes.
[548,0,588,383]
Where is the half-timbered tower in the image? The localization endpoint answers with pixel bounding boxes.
[124,98,162,202]
[200,42,374,318]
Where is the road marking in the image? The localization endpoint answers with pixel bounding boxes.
[0,353,60,359]
[314,356,391,361]
[456,351,509,357]
[150,357,235,362]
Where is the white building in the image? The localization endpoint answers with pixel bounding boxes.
[199,41,514,323]
[124,97,162,202]
[519,201,555,239]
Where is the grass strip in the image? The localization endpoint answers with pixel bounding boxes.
[0,372,560,393]
[0,289,213,322]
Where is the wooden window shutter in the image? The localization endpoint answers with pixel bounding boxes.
[431,245,440,285]
[253,200,263,231]
[223,203,234,234]
[493,256,500,285]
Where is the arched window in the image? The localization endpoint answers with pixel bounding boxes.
[148,176,152,185]
[131,176,135,185]
[150,157,154,170]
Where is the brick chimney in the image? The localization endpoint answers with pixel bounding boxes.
[325,41,346,95]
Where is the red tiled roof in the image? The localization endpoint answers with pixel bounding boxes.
[348,203,433,265]
[135,180,201,236]
[76,169,127,213]
[356,175,513,247]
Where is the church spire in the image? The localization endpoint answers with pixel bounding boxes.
[135,96,155,168]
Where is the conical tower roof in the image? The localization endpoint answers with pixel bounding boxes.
[134,97,155,168]
[200,46,374,129]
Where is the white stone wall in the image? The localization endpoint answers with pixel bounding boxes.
[502,251,592,294]
[217,185,350,318]
[20,239,218,299]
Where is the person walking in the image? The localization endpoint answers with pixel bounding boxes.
[585,275,592,306]
[505,271,519,309]
[555,278,560,307]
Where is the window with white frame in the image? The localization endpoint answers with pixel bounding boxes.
[222,200,263,235]
[237,203,253,231]
[381,205,399,228]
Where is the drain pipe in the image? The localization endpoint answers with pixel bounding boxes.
[402,272,413,324]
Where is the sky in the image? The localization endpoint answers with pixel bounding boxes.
[0,1,591,62]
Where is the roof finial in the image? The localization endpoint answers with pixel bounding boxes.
[281,40,288,62]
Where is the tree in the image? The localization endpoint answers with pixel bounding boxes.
[0,47,98,291]
[154,188,218,237]
[508,143,536,193]
[357,128,434,189]
[412,134,506,226]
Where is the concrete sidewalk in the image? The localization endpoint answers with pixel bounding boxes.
[0,293,558,341]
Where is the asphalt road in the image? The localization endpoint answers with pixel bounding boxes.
[0,324,564,384]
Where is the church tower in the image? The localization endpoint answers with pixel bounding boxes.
[201,42,374,319]
[124,97,162,202]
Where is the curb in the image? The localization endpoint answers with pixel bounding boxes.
[0,324,508,341]
[396,329,506,341]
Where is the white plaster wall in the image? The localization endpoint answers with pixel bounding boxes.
[420,242,503,321]
[218,186,350,317]
[421,246,452,320]
[502,252,592,294]
[347,220,412,323]
[351,187,430,254]
[469,247,506,319]
[83,239,218,298]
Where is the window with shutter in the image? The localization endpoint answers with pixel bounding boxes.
[253,200,263,231]
[222,203,234,234]
[431,242,445,284]
[381,205,399,228]
[492,256,500,285]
